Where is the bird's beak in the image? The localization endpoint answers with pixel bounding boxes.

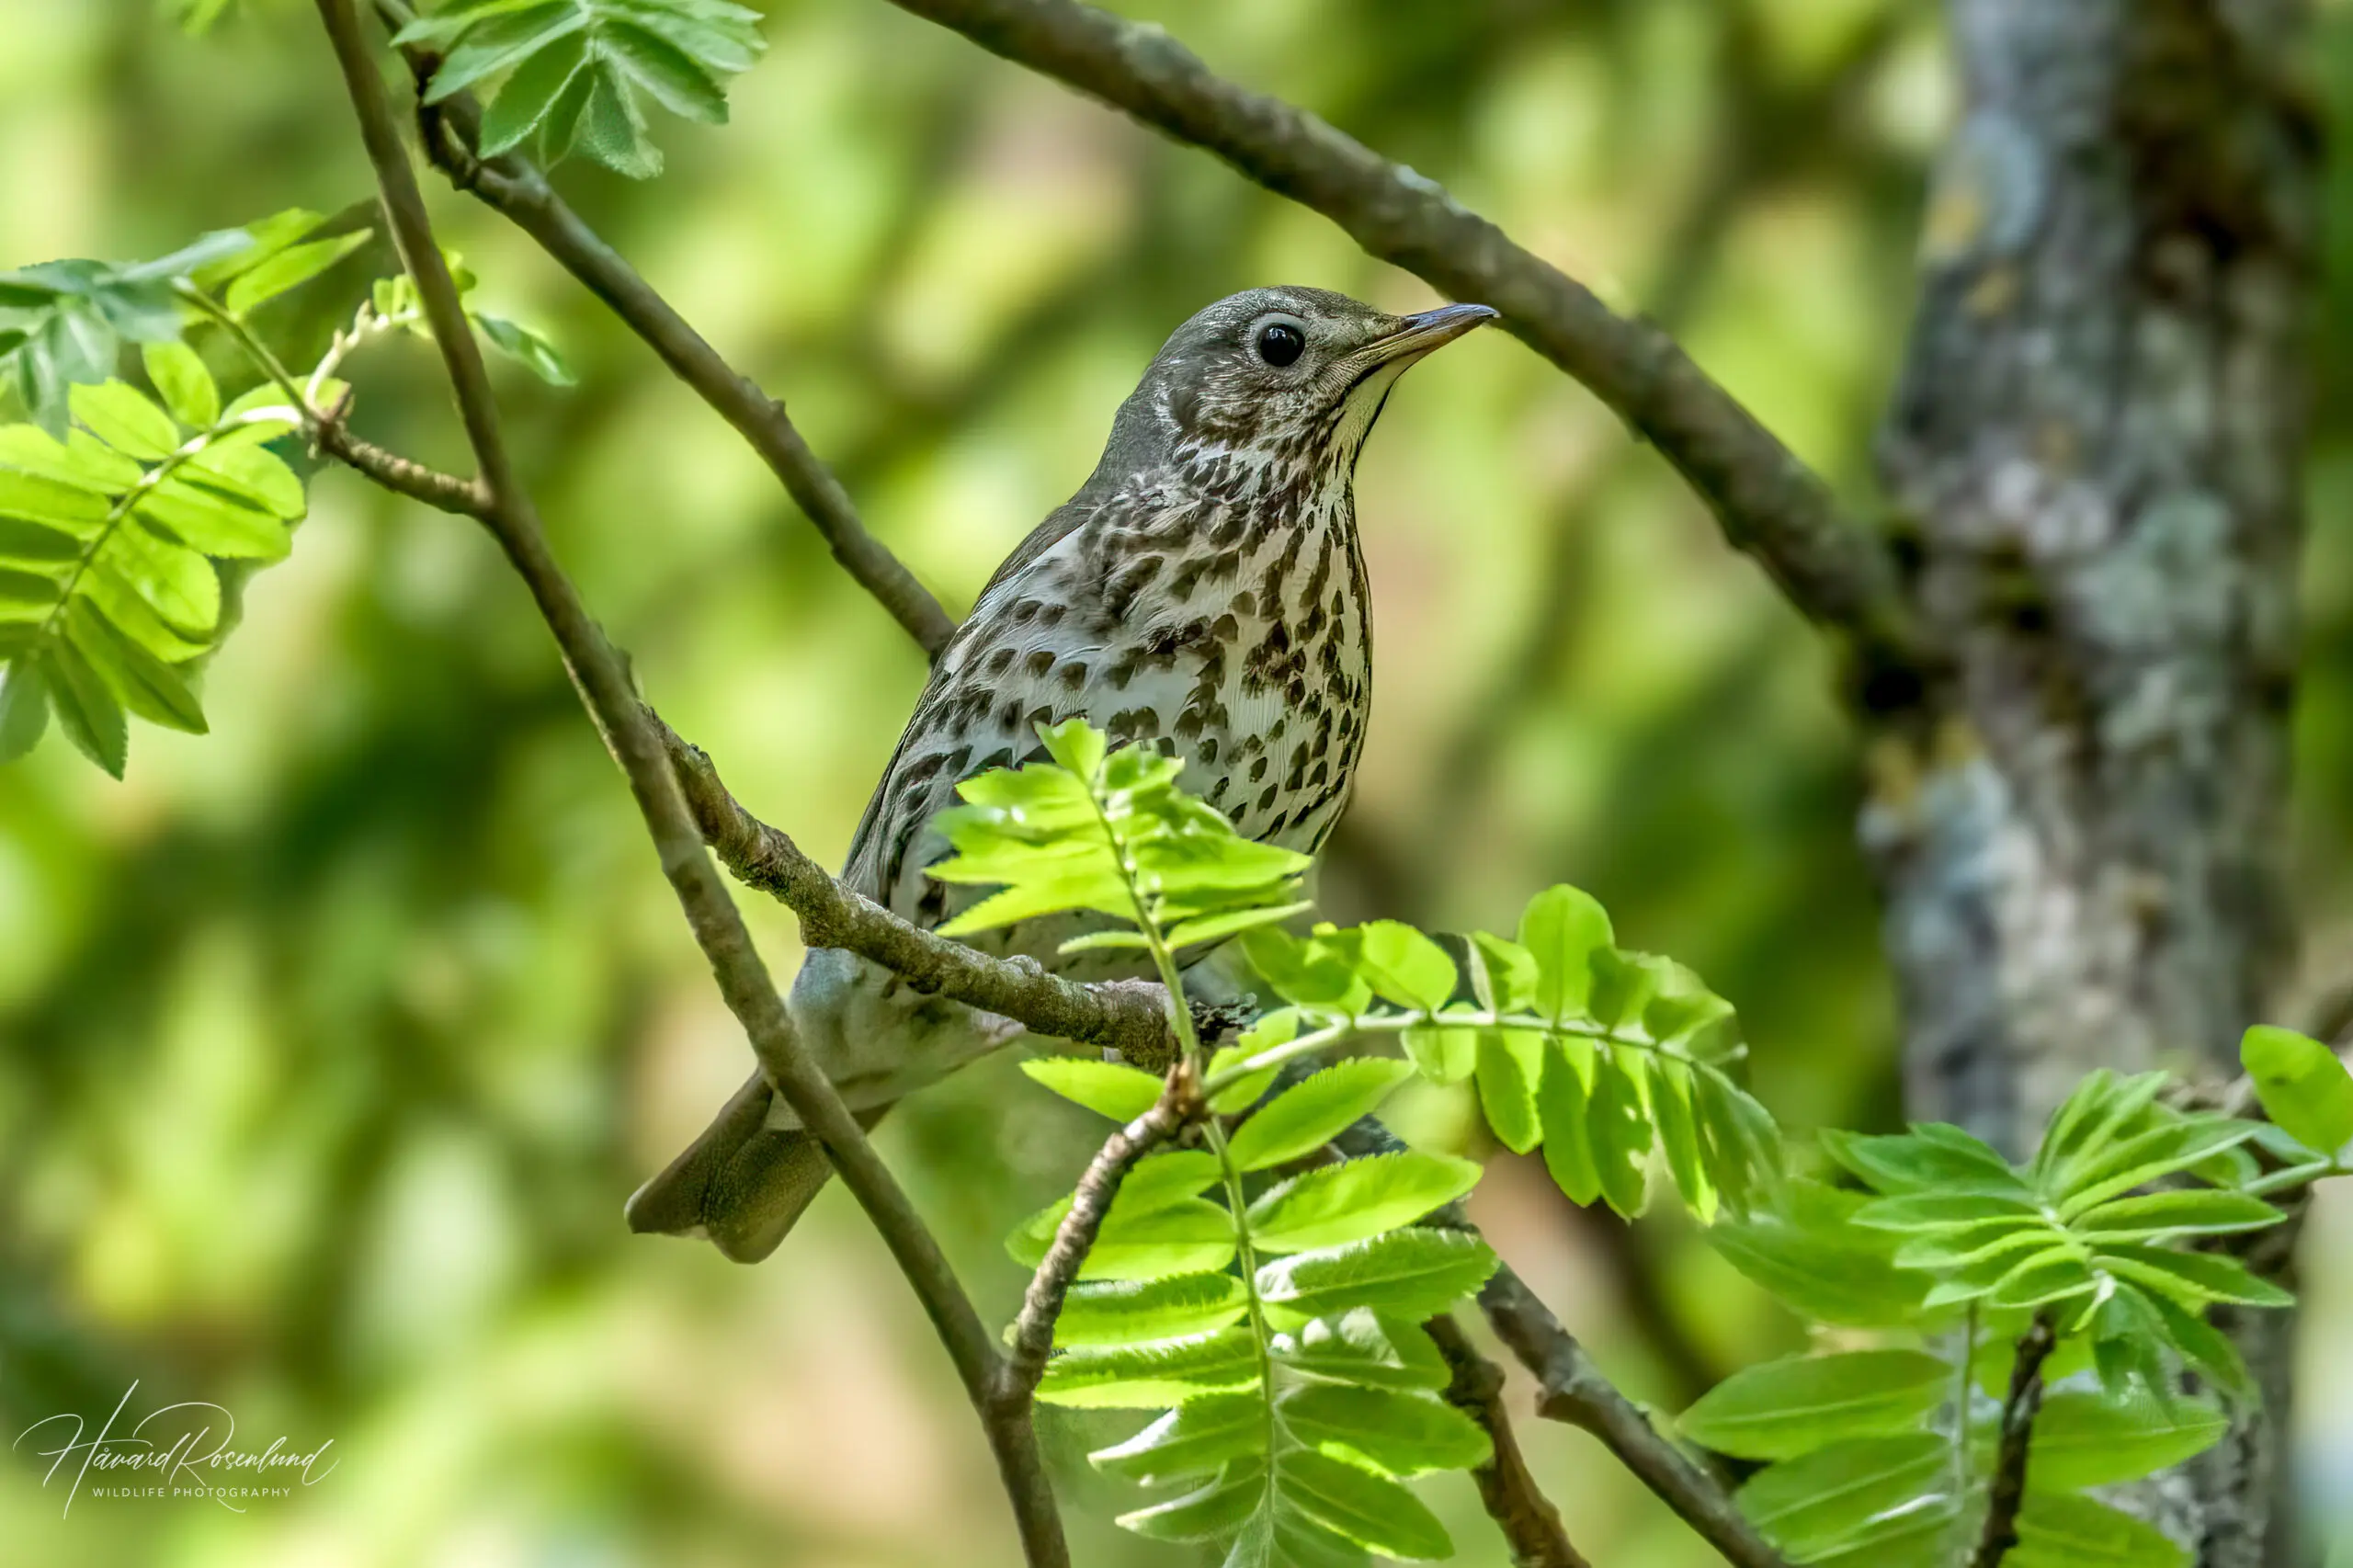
[1362,301,1499,365]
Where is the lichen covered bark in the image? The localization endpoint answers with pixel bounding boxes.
[1869,3,2319,1562]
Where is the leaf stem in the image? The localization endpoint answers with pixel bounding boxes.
[1203,1006,1737,1093]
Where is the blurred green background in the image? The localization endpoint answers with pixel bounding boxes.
[3,0,2350,1562]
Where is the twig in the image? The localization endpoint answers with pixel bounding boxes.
[999,1068,1200,1398]
[1482,1265,1792,1568]
[655,718,1177,1071]
[177,282,497,520]
[369,0,956,659]
[308,4,1063,1562]
[1970,1313,2056,1568]
[878,0,1927,665]
[1427,1313,1593,1568]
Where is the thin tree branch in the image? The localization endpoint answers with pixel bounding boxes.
[1427,1312,1593,1568]
[879,0,1927,665]
[999,1069,1201,1401]
[654,717,1178,1071]
[368,0,956,659]
[1482,1265,1791,1568]
[1970,1313,2056,1568]
[308,5,1063,1562]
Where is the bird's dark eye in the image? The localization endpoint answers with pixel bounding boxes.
[1256,322,1305,367]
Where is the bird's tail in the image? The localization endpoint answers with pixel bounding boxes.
[625,1070,884,1263]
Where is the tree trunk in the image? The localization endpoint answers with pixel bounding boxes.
[1868,2,2320,1563]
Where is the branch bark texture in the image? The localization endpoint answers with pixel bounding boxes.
[881,0,1925,662]
[1481,1266,1791,1568]
[1428,1312,1594,1568]
[1869,4,2318,1562]
[1971,1314,2057,1568]
[311,4,1063,1562]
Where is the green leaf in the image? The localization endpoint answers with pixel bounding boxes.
[1651,1057,1714,1220]
[1279,1382,1489,1476]
[1705,1179,1929,1326]
[1091,1393,1264,1484]
[1244,1152,1482,1254]
[1117,1462,1267,1542]
[2056,1119,2262,1218]
[1020,1056,1164,1121]
[68,598,205,734]
[97,520,220,637]
[1283,1449,1452,1561]
[1055,1274,1251,1348]
[44,640,126,776]
[473,312,578,387]
[0,517,79,570]
[179,427,307,518]
[1256,1232,1498,1324]
[2239,1024,2353,1155]
[1164,901,1313,950]
[2139,1287,2255,1400]
[0,425,142,494]
[1678,1351,1948,1460]
[1982,1247,2099,1310]
[1036,1327,1259,1408]
[2093,1243,2293,1309]
[421,4,585,102]
[70,381,179,461]
[1468,931,1537,1012]
[2011,1493,2188,1568]
[603,17,731,121]
[2027,1391,2228,1490]
[0,660,48,762]
[1348,920,1457,1012]
[187,209,323,290]
[2071,1189,2283,1242]
[1586,1047,1653,1218]
[1401,1022,1475,1085]
[136,480,290,562]
[1734,1434,1946,1559]
[1124,1149,1228,1208]
[1227,1059,1414,1172]
[1010,1195,1235,1282]
[1208,1012,1294,1114]
[571,62,664,178]
[1852,1191,2044,1230]
[1245,927,1373,1014]
[1821,1125,2026,1197]
[481,28,593,155]
[0,465,111,537]
[1475,1029,1544,1154]
[140,342,218,429]
[1267,1310,1451,1394]
[1537,1039,1602,1205]
[1518,884,1612,1021]
[222,231,372,318]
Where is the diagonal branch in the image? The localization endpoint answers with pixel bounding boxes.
[999,1069,1200,1400]
[1482,1265,1792,1568]
[655,717,1177,1070]
[878,0,1927,664]
[369,0,956,659]
[309,3,1061,1562]
[1427,1312,1594,1568]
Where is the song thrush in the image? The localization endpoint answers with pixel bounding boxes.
[628,287,1495,1260]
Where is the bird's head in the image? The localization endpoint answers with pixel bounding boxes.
[1101,286,1496,495]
